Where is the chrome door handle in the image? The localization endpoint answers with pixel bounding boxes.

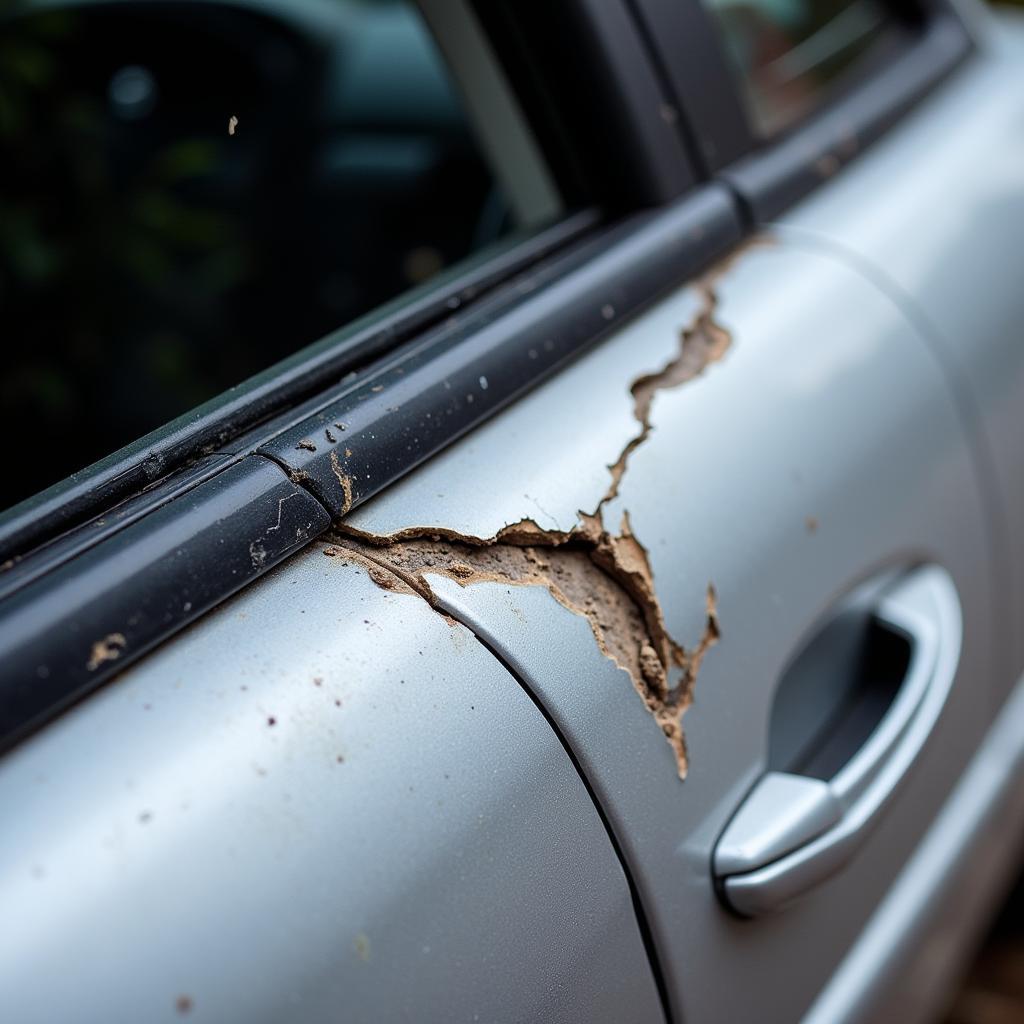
[713,565,962,917]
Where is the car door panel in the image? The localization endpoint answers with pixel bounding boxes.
[775,11,1024,690]
[0,3,1017,1022]
[0,554,664,1024]
[340,240,996,1021]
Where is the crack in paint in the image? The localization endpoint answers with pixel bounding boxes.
[329,266,735,777]
[601,283,730,509]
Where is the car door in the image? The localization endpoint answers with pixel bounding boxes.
[0,0,1019,1022]
[332,229,996,1023]
[311,0,1012,1020]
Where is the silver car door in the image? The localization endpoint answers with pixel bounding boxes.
[334,234,996,1023]
[775,2,1024,694]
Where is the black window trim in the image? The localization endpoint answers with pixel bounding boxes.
[633,0,974,221]
[0,210,598,568]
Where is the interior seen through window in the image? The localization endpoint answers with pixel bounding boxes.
[0,0,560,510]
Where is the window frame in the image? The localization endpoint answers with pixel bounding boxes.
[471,0,699,211]
[632,0,973,219]
[0,212,596,566]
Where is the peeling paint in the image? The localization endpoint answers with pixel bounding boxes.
[602,282,730,508]
[333,520,718,777]
[328,267,735,778]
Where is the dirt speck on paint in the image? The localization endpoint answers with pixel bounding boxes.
[86,632,127,671]
[249,541,267,570]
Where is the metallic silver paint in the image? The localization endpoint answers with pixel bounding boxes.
[355,242,996,1021]
[0,554,662,1023]
[778,11,1024,688]
[804,673,1024,1024]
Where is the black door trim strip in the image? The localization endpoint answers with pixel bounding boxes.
[0,456,330,752]
[0,211,599,568]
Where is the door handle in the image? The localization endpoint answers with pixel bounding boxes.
[713,565,962,917]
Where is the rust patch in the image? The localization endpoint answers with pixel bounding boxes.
[86,632,127,672]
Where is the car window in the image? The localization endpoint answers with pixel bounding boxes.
[0,0,561,510]
[704,0,900,135]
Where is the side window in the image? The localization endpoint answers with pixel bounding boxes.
[0,0,561,509]
[705,0,902,135]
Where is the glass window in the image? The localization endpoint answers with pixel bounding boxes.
[0,0,560,509]
[705,0,901,136]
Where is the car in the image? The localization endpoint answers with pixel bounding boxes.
[0,0,1022,1020]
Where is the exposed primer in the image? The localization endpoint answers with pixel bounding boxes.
[330,263,737,777]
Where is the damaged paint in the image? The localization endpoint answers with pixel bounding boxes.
[329,451,355,516]
[329,265,736,777]
[332,519,718,777]
[602,282,730,507]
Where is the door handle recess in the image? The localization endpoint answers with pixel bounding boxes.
[713,565,962,917]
